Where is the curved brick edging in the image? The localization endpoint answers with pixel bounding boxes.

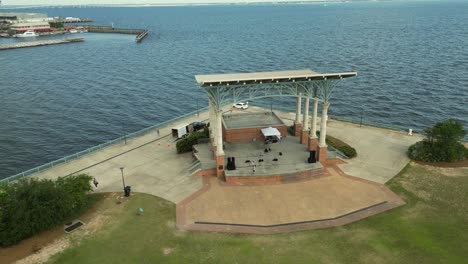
[176,166,405,234]
[195,201,388,227]
[176,175,212,229]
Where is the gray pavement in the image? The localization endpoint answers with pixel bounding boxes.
[27,105,421,203]
[327,121,421,183]
[267,107,422,183]
[32,110,214,203]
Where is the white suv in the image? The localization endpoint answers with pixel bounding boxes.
[232,102,248,109]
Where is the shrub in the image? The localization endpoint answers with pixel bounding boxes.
[287,125,295,136]
[316,131,357,159]
[176,127,209,154]
[337,145,357,158]
[325,135,357,158]
[408,119,467,162]
[0,174,93,246]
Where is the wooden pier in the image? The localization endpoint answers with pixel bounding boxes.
[85,26,149,42]
[0,38,84,50]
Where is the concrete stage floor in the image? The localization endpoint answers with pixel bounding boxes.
[196,137,323,177]
[177,166,405,234]
[223,111,285,129]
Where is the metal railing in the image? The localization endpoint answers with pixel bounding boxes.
[4,101,464,183]
[1,107,208,183]
[327,145,349,160]
[188,160,202,175]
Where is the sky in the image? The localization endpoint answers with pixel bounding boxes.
[2,0,324,6]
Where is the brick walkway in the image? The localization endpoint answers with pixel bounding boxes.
[176,165,404,234]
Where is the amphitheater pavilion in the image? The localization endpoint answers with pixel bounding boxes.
[195,69,357,179]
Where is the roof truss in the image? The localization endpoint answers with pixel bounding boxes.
[195,69,357,110]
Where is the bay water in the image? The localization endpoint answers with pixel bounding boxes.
[1,1,467,179]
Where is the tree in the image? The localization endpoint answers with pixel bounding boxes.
[0,174,93,246]
[408,119,467,162]
[427,119,465,145]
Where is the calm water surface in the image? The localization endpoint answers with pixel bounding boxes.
[1,1,467,179]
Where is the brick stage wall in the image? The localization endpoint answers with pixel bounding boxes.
[225,168,327,185]
[223,125,288,143]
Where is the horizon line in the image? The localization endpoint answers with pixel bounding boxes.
[0,1,362,9]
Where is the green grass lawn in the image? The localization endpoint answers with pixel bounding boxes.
[48,164,468,264]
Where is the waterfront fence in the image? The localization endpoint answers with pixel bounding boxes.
[1,107,208,183]
[4,101,463,183]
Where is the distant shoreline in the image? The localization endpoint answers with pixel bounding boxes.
[1,1,368,9]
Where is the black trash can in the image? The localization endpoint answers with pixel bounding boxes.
[124,186,131,197]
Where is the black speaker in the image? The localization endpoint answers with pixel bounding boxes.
[308,151,317,163]
[226,157,233,170]
[232,157,236,170]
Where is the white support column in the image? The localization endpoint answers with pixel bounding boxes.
[208,100,213,132]
[208,100,215,146]
[300,97,310,144]
[319,103,330,147]
[216,110,224,156]
[303,97,310,130]
[295,92,302,124]
[310,99,318,138]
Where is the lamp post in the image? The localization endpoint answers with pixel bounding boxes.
[120,167,126,189]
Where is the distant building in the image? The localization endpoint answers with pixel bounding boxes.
[0,12,48,23]
[10,22,51,33]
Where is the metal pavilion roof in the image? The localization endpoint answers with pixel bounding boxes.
[195,69,357,87]
[195,69,358,109]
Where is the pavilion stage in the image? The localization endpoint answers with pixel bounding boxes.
[194,140,326,185]
[185,105,404,233]
[192,111,327,184]
[222,111,288,143]
[222,137,325,184]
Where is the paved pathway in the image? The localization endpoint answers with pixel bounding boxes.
[327,121,421,183]
[28,105,421,204]
[32,110,213,203]
[263,107,423,183]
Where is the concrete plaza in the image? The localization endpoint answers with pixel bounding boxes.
[25,106,421,227]
[254,106,423,183]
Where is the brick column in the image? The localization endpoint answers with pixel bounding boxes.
[215,110,225,178]
[308,98,319,151]
[301,97,310,144]
[294,123,302,137]
[294,93,302,137]
[318,102,330,165]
